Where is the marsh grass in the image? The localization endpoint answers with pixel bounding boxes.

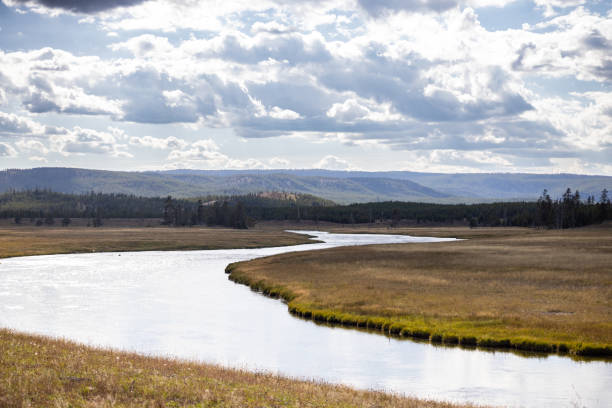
[228,226,612,357]
[0,226,313,259]
[0,329,476,408]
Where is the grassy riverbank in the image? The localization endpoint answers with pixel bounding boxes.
[227,225,612,357]
[0,329,474,408]
[0,226,313,259]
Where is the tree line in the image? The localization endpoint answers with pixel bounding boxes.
[162,196,252,229]
[535,188,610,229]
[0,188,610,229]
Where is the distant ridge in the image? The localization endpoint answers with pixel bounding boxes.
[160,169,612,200]
[1,167,610,203]
[0,168,449,204]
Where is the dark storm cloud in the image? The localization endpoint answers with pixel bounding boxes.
[10,0,147,13]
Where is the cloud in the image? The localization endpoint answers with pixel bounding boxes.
[429,149,513,167]
[357,0,459,15]
[268,157,290,167]
[129,135,187,149]
[357,0,517,16]
[268,106,302,120]
[314,155,352,170]
[518,7,612,82]
[533,0,585,17]
[167,139,227,164]
[185,31,332,66]
[50,126,132,157]
[5,0,148,14]
[1,1,610,174]
[582,29,611,50]
[251,21,296,35]
[0,142,18,158]
[15,138,49,154]
[0,112,45,135]
[109,34,173,58]
[165,138,279,169]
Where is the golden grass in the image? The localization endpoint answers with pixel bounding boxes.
[228,225,612,356]
[0,226,313,259]
[0,329,476,408]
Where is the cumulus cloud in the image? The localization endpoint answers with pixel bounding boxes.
[15,138,49,154]
[164,138,280,169]
[1,0,609,173]
[268,157,290,167]
[0,112,45,135]
[251,21,296,34]
[50,126,132,157]
[167,139,226,163]
[268,106,302,120]
[517,7,612,82]
[314,155,352,170]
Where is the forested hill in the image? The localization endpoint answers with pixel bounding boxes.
[1,168,610,203]
[163,169,612,200]
[0,168,450,204]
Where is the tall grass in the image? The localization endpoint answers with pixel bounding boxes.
[227,226,612,357]
[0,329,474,408]
[0,226,313,259]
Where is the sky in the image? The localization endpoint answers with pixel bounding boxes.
[0,0,610,174]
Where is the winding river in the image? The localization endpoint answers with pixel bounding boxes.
[1,231,610,407]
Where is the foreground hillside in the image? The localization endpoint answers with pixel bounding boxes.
[0,329,472,408]
[227,225,612,356]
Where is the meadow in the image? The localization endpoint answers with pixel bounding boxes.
[0,225,313,259]
[228,224,612,356]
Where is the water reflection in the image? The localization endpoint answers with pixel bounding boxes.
[0,231,609,407]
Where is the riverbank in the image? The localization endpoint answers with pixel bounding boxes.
[227,225,612,357]
[0,329,475,408]
[0,226,314,259]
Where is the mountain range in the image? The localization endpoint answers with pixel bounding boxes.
[1,167,610,204]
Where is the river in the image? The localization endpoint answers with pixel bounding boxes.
[0,231,610,407]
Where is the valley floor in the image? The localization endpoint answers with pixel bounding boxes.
[1,223,610,407]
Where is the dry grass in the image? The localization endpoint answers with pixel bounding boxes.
[228,225,612,356]
[0,226,313,259]
[0,329,475,408]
